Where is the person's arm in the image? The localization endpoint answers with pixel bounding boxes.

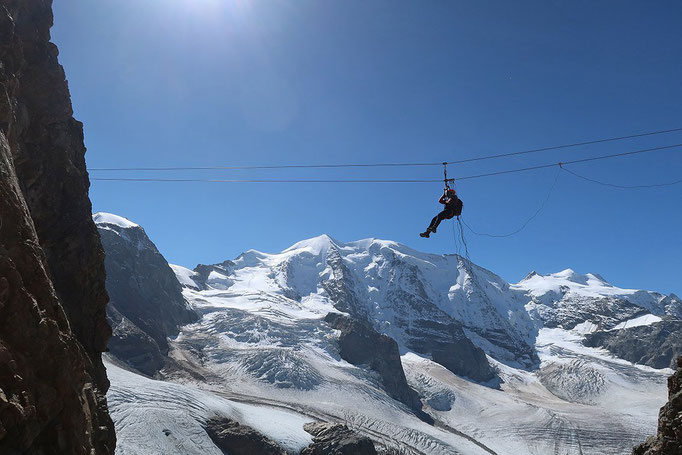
[439,194,448,204]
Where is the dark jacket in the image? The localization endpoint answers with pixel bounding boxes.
[439,194,463,217]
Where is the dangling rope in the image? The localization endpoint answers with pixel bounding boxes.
[457,217,472,265]
[455,215,484,290]
[462,167,561,238]
[451,220,461,256]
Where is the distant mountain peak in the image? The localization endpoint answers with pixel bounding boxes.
[93,212,139,229]
[282,234,341,254]
[519,268,612,289]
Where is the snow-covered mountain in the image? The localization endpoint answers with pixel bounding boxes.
[517,268,681,330]
[173,235,679,371]
[178,235,538,371]
[98,221,680,454]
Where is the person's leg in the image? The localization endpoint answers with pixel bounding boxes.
[429,210,449,231]
[422,209,454,237]
[421,211,447,238]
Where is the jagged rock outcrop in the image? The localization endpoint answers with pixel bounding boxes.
[0,0,115,452]
[324,313,426,417]
[95,213,198,375]
[204,416,285,455]
[633,357,682,454]
[584,320,682,369]
[193,260,235,291]
[320,244,500,380]
[301,422,377,455]
[406,318,497,383]
[106,305,166,376]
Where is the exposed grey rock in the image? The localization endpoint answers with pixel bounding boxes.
[97,217,198,375]
[662,294,682,320]
[324,312,427,418]
[193,261,235,290]
[543,296,647,331]
[633,357,682,454]
[302,422,377,455]
[584,320,682,369]
[106,305,166,376]
[204,416,285,455]
[320,247,370,319]
[406,318,496,383]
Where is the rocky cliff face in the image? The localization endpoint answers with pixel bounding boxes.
[0,0,115,453]
[95,213,198,376]
[301,422,377,455]
[633,356,682,454]
[205,416,286,455]
[324,312,429,420]
[585,320,682,370]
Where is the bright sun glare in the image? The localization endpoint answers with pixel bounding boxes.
[176,0,250,15]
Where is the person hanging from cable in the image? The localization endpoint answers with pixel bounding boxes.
[420,188,463,238]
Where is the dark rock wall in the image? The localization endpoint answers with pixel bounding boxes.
[585,320,682,370]
[633,356,682,454]
[97,222,197,375]
[106,305,166,377]
[0,0,115,453]
[324,313,426,416]
[204,416,286,455]
[404,318,496,383]
[302,422,377,455]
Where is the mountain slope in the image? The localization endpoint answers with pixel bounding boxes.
[183,235,535,374]
[95,212,197,375]
[516,269,680,329]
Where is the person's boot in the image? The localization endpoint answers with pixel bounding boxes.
[431,226,437,234]
[419,228,431,238]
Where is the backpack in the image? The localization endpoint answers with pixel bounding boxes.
[453,197,463,217]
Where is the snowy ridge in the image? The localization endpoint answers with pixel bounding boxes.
[517,268,679,330]
[169,264,201,290]
[93,212,139,229]
[517,268,671,311]
[188,235,539,368]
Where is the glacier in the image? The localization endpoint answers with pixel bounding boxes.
[96,223,677,454]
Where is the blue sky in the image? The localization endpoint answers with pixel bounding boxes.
[51,0,681,294]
